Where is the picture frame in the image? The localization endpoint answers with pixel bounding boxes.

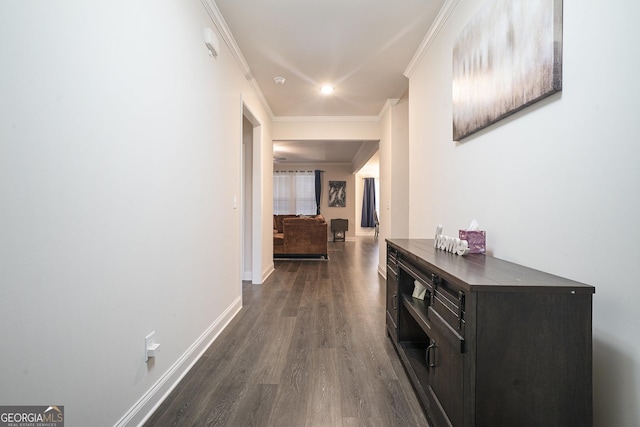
[452,0,563,141]
[328,181,346,207]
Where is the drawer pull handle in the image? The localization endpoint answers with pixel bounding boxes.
[392,293,397,310]
[425,342,436,368]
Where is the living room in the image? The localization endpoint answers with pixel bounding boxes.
[272,145,380,247]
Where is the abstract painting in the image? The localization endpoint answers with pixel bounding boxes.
[452,0,563,140]
[328,181,346,207]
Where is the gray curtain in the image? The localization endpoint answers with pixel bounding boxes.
[361,178,376,227]
[314,170,322,214]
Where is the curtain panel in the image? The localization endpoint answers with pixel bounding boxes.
[314,170,323,215]
[361,178,376,227]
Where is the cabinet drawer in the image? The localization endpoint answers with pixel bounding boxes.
[431,279,465,337]
[387,263,398,279]
[387,246,399,267]
[397,259,435,295]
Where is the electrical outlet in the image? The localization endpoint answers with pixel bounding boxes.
[145,331,160,362]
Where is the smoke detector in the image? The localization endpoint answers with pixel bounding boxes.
[274,76,286,85]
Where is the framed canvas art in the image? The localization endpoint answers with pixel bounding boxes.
[452,0,563,140]
[328,181,346,207]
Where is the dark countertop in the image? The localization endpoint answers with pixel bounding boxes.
[387,239,595,294]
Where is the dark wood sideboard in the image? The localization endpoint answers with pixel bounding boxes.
[386,239,595,427]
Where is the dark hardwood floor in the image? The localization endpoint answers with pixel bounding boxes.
[144,238,429,426]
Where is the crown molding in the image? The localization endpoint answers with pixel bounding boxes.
[377,98,400,118]
[201,0,250,80]
[201,0,274,118]
[404,0,460,78]
[273,161,353,167]
[272,115,380,123]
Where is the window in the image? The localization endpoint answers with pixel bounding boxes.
[273,171,316,215]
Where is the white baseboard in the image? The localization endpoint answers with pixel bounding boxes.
[114,296,243,427]
[378,264,387,279]
[332,237,358,242]
[261,263,275,284]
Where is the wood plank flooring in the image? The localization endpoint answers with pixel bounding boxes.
[144,238,429,426]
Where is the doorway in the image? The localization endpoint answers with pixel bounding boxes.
[242,115,253,281]
[241,103,263,284]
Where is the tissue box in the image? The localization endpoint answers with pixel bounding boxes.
[459,230,486,254]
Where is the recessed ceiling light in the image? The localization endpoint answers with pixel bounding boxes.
[274,76,286,85]
[320,85,334,95]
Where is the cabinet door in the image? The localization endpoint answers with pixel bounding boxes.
[386,266,398,340]
[426,311,464,427]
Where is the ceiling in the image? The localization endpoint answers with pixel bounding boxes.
[273,140,374,164]
[214,0,446,164]
[272,139,380,176]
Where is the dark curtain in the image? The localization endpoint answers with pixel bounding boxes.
[314,170,322,215]
[361,178,376,227]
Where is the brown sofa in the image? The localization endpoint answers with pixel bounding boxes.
[273,214,328,258]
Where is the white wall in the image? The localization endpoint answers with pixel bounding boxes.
[407,0,640,425]
[379,94,410,273]
[0,1,271,426]
[242,116,253,280]
[256,120,276,283]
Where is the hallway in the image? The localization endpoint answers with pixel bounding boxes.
[145,238,428,426]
